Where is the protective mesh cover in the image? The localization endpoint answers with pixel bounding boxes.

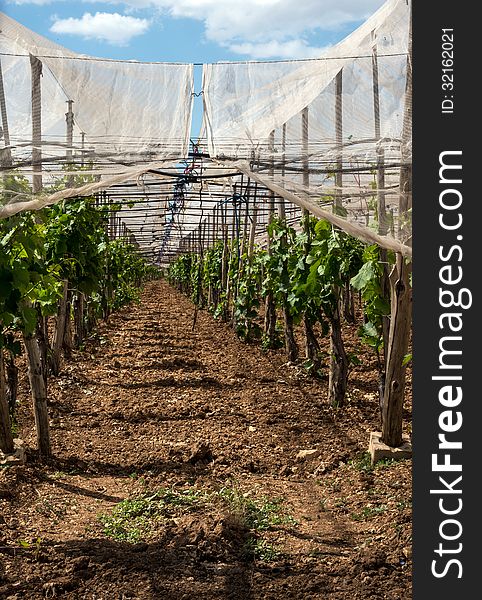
[202,0,411,250]
[0,1,411,260]
[203,0,408,159]
[0,11,193,168]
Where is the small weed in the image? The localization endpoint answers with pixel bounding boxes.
[243,537,281,562]
[216,485,296,563]
[351,504,387,521]
[347,352,362,368]
[100,483,296,561]
[375,457,399,469]
[10,418,19,437]
[350,452,401,473]
[350,453,374,474]
[99,487,207,543]
[218,487,296,531]
[18,537,42,560]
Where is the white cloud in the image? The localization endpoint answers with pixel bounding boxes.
[8,0,385,57]
[7,0,57,4]
[99,0,385,56]
[49,12,151,46]
[229,39,330,60]
[102,0,384,39]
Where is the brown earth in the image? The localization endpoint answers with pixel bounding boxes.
[0,278,412,599]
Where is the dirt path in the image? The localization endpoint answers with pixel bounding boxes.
[0,279,412,599]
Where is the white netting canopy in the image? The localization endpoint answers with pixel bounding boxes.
[201,0,411,255]
[0,11,193,164]
[203,0,409,160]
[0,0,411,260]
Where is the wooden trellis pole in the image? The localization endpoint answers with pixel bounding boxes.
[278,139,298,362]
[30,54,43,193]
[249,203,258,259]
[334,69,344,213]
[50,280,69,376]
[0,350,14,455]
[381,13,412,449]
[301,107,321,366]
[214,204,219,244]
[65,99,74,187]
[23,330,51,457]
[0,58,13,167]
[264,130,277,344]
[80,132,86,167]
[372,38,391,369]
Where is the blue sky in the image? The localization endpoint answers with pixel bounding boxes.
[1,0,386,134]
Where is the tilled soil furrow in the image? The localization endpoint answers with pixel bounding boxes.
[0,278,412,599]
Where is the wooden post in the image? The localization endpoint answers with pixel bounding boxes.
[268,131,275,223]
[372,42,387,235]
[398,32,413,245]
[334,69,343,213]
[221,216,229,321]
[74,292,85,348]
[278,172,297,363]
[225,194,235,321]
[30,54,43,193]
[50,279,69,376]
[372,38,391,374]
[327,73,350,405]
[381,254,411,446]
[381,14,412,448]
[63,288,73,359]
[0,58,13,167]
[206,214,211,250]
[271,126,295,360]
[35,304,49,388]
[81,132,85,167]
[6,354,18,421]
[213,205,217,246]
[249,204,258,259]
[264,130,277,344]
[240,180,250,262]
[301,107,321,366]
[301,106,310,227]
[65,99,74,174]
[213,204,218,243]
[0,350,15,454]
[281,123,287,181]
[301,108,309,200]
[23,333,51,457]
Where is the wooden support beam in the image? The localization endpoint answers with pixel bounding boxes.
[65,100,74,163]
[30,54,43,193]
[229,161,412,258]
[0,58,13,167]
[65,100,74,187]
[24,332,51,457]
[381,11,412,448]
[249,205,258,259]
[0,350,14,454]
[334,68,343,213]
[372,37,390,366]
